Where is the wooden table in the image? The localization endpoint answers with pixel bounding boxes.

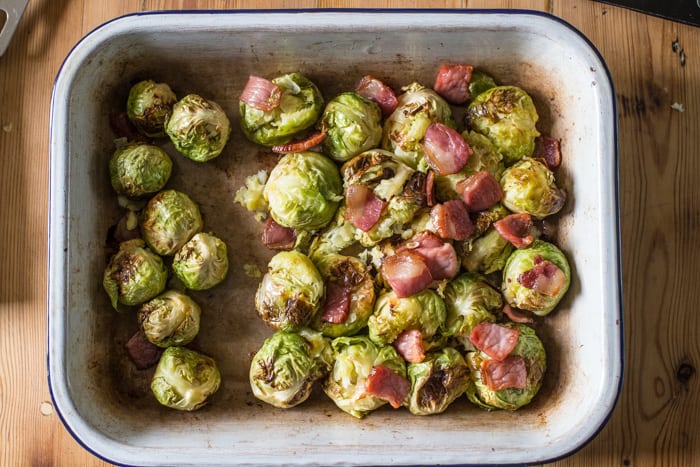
[1,1,698,465]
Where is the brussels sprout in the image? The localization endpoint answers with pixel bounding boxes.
[109,143,172,199]
[460,227,514,274]
[466,85,540,166]
[165,94,231,162]
[141,189,203,256]
[138,290,201,347]
[443,273,503,349]
[319,92,383,162]
[126,80,177,138]
[406,347,471,415]
[501,240,570,316]
[382,82,456,169]
[172,232,228,290]
[151,346,221,411]
[249,329,331,408]
[240,73,324,147]
[500,158,566,219]
[255,251,325,331]
[323,336,406,418]
[264,151,343,231]
[467,70,497,99]
[465,323,546,411]
[103,239,168,310]
[310,254,376,337]
[368,289,446,347]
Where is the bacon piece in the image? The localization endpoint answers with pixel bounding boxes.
[262,217,297,250]
[393,329,426,363]
[271,131,326,154]
[517,255,567,297]
[534,136,562,170]
[321,281,352,324]
[494,212,535,248]
[458,170,503,212]
[110,112,148,142]
[355,75,399,118]
[426,170,436,207]
[430,200,475,241]
[469,322,520,361]
[434,64,474,105]
[125,331,163,370]
[422,122,472,175]
[481,355,528,390]
[502,304,534,324]
[344,184,387,232]
[365,364,411,409]
[400,231,459,281]
[381,250,433,298]
[240,75,282,111]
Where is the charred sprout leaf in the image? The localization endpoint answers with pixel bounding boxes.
[138,290,201,347]
[264,151,343,231]
[466,85,540,166]
[323,336,406,418]
[500,157,566,219]
[103,238,168,310]
[151,346,221,411]
[461,227,514,274]
[141,189,203,256]
[109,143,172,199]
[406,347,471,415]
[165,94,231,162]
[249,329,331,408]
[255,251,325,331]
[501,239,570,316]
[240,73,324,147]
[126,80,177,138]
[172,232,229,290]
[467,70,497,99]
[465,323,546,411]
[320,92,383,162]
[382,82,456,170]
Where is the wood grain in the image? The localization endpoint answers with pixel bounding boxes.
[0,0,697,466]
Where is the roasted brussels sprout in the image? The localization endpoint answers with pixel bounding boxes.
[165,94,231,162]
[141,189,203,256]
[443,273,503,348]
[172,232,228,290]
[151,346,221,411]
[468,70,497,99]
[461,227,514,274]
[310,254,376,337]
[240,73,324,147]
[500,157,566,219]
[382,82,456,169]
[501,240,570,316]
[126,80,177,138]
[249,329,331,408]
[319,92,383,162]
[138,290,201,347]
[465,323,546,411]
[466,85,540,166]
[255,251,325,331]
[368,289,446,347]
[109,143,172,199]
[103,238,168,310]
[406,347,471,415]
[323,336,406,418]
[264,151,343,231]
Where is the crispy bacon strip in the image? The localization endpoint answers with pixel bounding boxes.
[393,329,426,363]
[434,64,474,105]
[271,131,326,154]
[481,355,528,390]
[240,75,282,111]
[469,322,520,361]
[430,200,475,241]
[502,304,534,324]
[494,212,535,248]
[321,281,352,324]
[422,122,472,175]
[534,135,562,170]
[517,255,567,297]
[365,364,411,409]
[426,170,436,207]
[355,75,399,118]
[261,217,297,250]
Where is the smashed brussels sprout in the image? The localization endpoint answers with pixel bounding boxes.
[264,151,342,231]
[108,143,172,199]
[138,290,201,347]
[126,80,177,138]
[319,92,383,162]
[240,73,324,147]
[165,94,231,162]
[172,232,229,290]
[151,346,221,411]
[500,157,566,219]
[103,238,168,311]
[141,189,203,256]
[406,347,471,415]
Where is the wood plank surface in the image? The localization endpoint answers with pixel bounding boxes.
[0,0,697,466]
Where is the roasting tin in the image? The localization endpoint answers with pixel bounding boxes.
[48,10,622,466]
